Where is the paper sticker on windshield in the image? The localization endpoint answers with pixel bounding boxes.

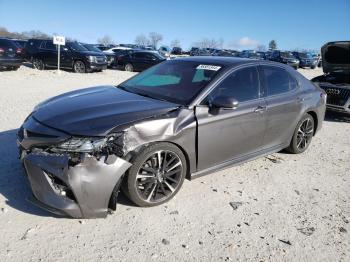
[196,65,221,71]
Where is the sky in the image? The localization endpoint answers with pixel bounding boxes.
[0,0,349,51]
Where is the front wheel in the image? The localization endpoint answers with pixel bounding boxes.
[124,143,187,207]
[73,60,86,73]
[286,113,314,154]
[124,63,134,72]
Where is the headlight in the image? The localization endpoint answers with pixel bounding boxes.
[53,137,107,153]
[87,56,96,62]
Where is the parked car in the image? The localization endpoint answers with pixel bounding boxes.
[240,50,265,60]
[0,38,23,70]
[212,50,234,57]
[158,46,171,57]
[190,48,211,56]
[292,52,317,69]
[116,50,165,72]
[28,40,107,73]
[18,57,326,218]
[312,41,350,114]
[81,43,115,68]
[171,47,183,55]
[269,50,300,69]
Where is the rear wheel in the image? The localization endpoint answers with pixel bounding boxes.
[73,60,86,73]
[33,58,45,70]
[124,63,134,72]
[286,113,314,154]
[124,143,187,207]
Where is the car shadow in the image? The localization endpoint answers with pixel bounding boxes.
[324,111,350,123]
[0,129,136,218]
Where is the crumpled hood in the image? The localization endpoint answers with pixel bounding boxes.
[322,41,350,74]
[33,86,179,136]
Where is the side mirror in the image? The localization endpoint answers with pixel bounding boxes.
[211,96,239,109]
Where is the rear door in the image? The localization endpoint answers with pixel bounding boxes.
[132,52,148,71]
[196,65,267,171]
[259,65,302,149]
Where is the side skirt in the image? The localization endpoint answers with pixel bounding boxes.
[190,143,288,180]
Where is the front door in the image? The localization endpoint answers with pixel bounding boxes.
[196,65,267,171]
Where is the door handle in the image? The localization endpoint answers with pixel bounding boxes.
[254,106,266,113]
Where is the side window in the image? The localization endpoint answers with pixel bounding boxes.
[206,66,260,103]
[44,41,56,51]
[261,66,296,96]
[134,53,147,59]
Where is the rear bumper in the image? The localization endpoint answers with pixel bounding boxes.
[0,58,22,67]
[326,102,350,114]
[22,151,131,218]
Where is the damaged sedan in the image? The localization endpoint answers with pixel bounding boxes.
[18,57,326,218]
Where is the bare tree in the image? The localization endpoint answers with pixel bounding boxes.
[97,35,114,46]
[149,32,163,49]
[170,39,181,48]
[257,45,267,51]
[135,34,150,47]
[195,38,222,49]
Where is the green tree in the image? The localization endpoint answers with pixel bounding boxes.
[269,40,277,50]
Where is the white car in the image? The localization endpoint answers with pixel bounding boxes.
[103,46,132,54]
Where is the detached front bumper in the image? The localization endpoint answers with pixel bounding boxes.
[22,152,131,218]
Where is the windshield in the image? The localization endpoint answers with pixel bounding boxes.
[281,52,294,58]
[118,60,224,105]
[67,42,89,51]
[299,53,313,59]
[83,44,102,52]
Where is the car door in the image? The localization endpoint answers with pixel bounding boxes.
[132,52,148,71]
[195,65,267,171]
[42,40,58,67]
[259,65,303,149]
[60,46,73,68]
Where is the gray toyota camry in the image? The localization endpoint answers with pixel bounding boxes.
[17,57,326,218]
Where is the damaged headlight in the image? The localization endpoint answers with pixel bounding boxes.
[52,137,107,153]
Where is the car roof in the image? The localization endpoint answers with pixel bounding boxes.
[174,56,257,66]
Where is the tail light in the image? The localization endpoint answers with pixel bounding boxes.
[16,48,23,54]
[0,48,4,53]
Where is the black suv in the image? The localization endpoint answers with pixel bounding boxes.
[0,38,23,70]
[26,39,107,73]
[269,50,300,69]
[116,51,165,72]
[292,52,318,69]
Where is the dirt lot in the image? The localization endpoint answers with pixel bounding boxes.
[0,65,349,262]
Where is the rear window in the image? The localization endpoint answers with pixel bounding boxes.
[0,39,17,48]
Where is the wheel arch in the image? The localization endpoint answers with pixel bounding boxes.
[306,110,318,135]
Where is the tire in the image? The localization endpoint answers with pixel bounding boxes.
[124,142,187,207]
[73,60,86,73]
[286,113,315,154]
[311,65,316,69]
[33,58,45,70]
[124,63,134,72]
[12,66,19,71]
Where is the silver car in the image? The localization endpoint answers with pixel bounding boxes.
[18,57,326,218]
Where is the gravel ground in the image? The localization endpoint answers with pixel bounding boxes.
[0,65,349,262]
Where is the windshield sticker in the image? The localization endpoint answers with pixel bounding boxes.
[196,65,221,71]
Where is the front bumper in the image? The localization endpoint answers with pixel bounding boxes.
[22,151,131,218]
[300,60,317,67]
[86,61,108,71]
